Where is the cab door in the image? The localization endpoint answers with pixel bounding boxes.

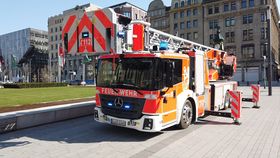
[161,59,182,125]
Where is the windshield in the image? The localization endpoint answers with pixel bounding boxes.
[97,58,155,90]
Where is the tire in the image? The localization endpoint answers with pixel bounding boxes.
[178,100,193,129]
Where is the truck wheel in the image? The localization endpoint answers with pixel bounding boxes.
[178,100,193,129]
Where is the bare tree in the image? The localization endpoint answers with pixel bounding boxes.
[40,66,51,82]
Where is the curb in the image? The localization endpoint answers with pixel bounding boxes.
[0,101,95,134]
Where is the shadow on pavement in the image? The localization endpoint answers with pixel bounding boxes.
[0,116,162,149]
[196,119,235,126]
[0,141,30,149]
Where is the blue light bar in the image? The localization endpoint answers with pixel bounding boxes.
[124,104,131,110]
[107,102,113,107]
[159,41,168,50]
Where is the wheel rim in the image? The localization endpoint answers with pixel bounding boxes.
[182,104,192,125]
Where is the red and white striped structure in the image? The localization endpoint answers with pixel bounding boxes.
[251,84,260,103]
[62,8,119,54]
[228,90,242,119]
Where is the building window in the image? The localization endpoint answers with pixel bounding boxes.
[242,44,255,58]
[243,29,253,41]
[186,21,191,28]
[55,27,58,32]
[51,36,53,42]
[55,35,58,41]
[55,44,58,50]
[187,9,191,16]
[154,21,158,27]
[231,2,237,10]
[209,34,214,45]
[180,11,184,18]
[208,7,213,15]
[241,0,247,8]
[51,45,53,50]
[225,17,235,27]
[193,8,198,15]
[209,20,218,29]
[51,28,53,33]
[193,20,198,28]
[174,13,178,19]
[214,6,219,13]
[261,12,267,22]
[193,0,198,4]
[180,22,185,29]
[193,32,198,39]
[261,0,267,5]
[249,0,254,7]
[124,12,131,18]
[260,44,266,56]
[162,20,167,27]
[243,14,253,24]
[187,0,191,5]
[261,28,268,39]
[180,34,185,38]
[186,33,191,40]
[224,3,229,12]
[225,46,237,54]
[174,23,178,30]
[225,31,235,43]
[181,1,185,7]
[175,2,179,8]
[60,26,62,31]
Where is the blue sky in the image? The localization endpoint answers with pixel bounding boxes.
[0,0,279,35]
[0,0,170,35]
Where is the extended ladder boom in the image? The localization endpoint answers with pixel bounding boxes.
[130,21,221,53]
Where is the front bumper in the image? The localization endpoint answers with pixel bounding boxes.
[94,107,163,132]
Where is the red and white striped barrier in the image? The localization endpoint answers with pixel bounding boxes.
[241,84,261,108]
[251,84,260,108]
[229,90,242,124]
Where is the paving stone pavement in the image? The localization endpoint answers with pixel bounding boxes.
[0,87,279,158]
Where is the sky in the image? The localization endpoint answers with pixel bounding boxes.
[0,0,170,35]
[0,0,279,35]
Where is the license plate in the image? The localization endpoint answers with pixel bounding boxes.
[111,119,126,127]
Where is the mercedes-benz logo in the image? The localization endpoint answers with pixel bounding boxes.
[114,97,123,108]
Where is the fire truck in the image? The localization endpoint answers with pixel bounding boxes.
[63,8,239,132]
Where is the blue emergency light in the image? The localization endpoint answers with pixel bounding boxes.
[107,102,113,107]
[159,41,168,50]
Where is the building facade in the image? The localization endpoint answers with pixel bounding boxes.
[170,0,204,44]
[148,0,280,82]
[148,0,171,33]
[0,28,48,82]
[109,2,147,20]
[48,3,100,83]
[203,0,280,82]
[48,2,147,83]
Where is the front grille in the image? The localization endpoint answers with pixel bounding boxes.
[100,95,146,119]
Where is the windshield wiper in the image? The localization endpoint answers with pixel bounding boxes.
[110,84,119,93]
[111,83,143,95]
[120,83,143,96]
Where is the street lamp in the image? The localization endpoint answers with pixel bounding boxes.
[266,6,272,96]
[263,55,266,89]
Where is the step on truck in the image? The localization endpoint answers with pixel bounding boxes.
[62,8,239,132]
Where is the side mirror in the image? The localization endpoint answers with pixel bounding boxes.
[166,61,174,87]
